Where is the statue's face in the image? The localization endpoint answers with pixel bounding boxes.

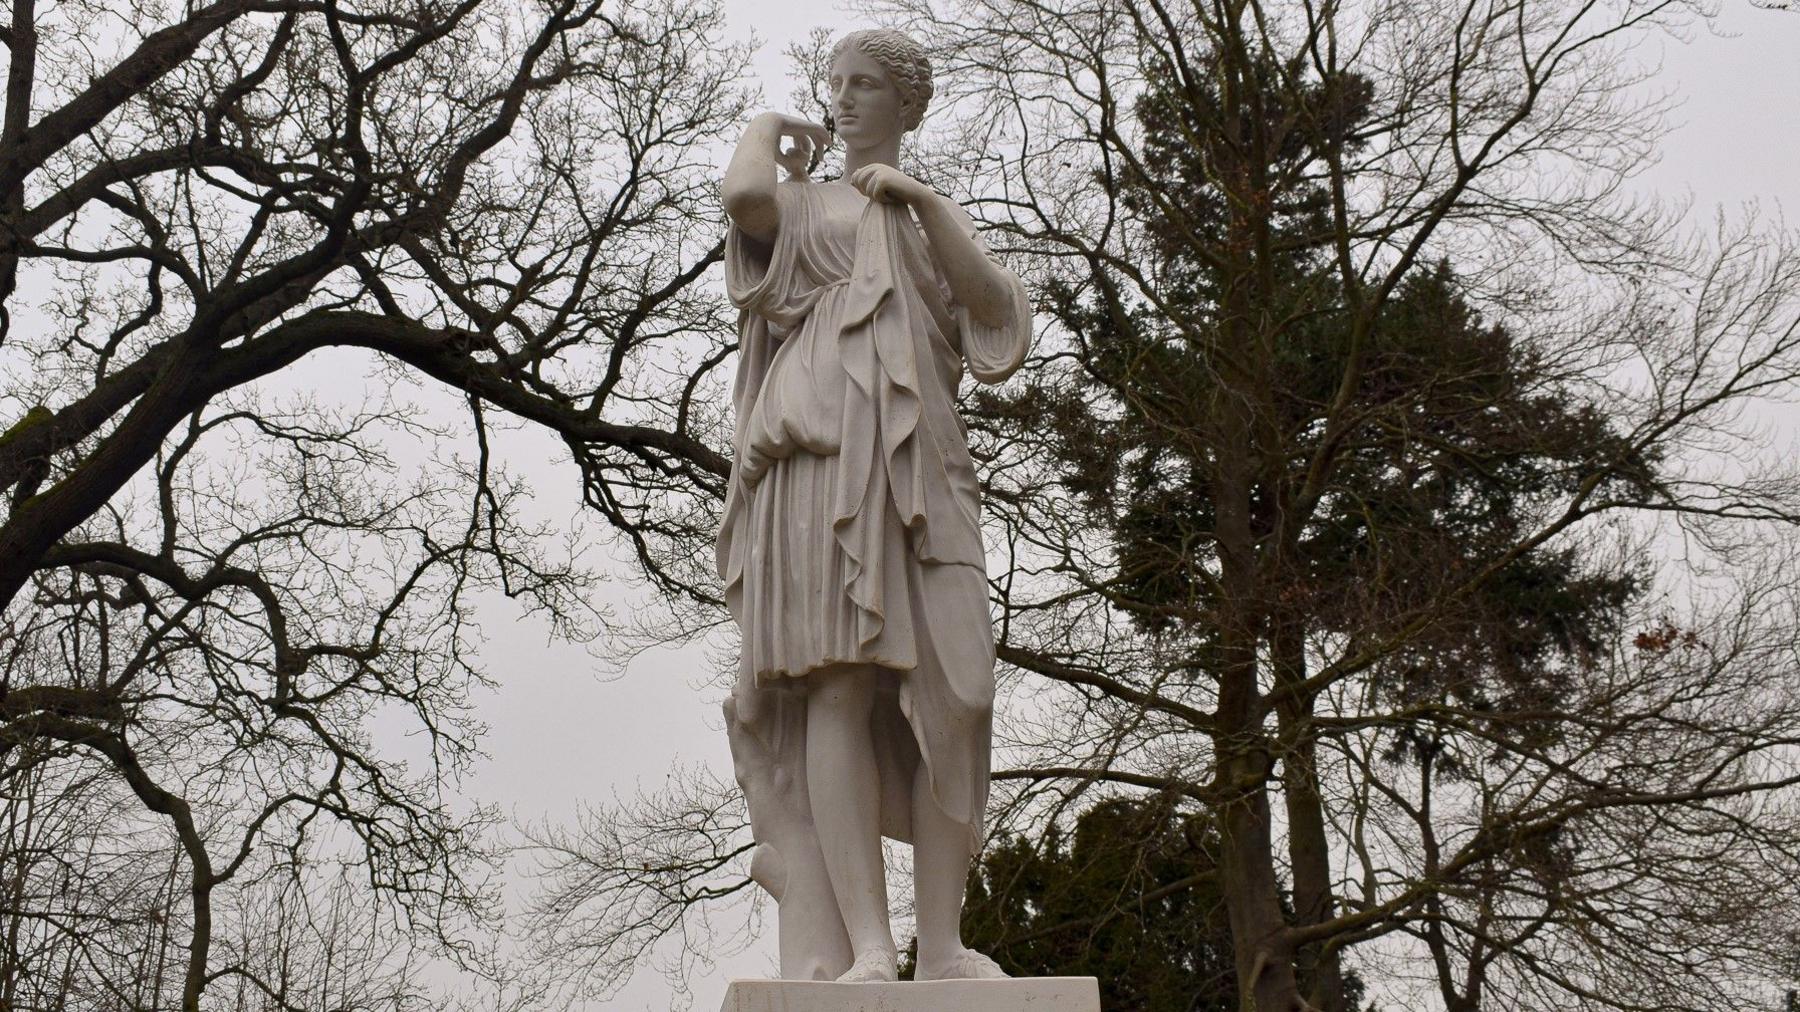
[829,47,906,150]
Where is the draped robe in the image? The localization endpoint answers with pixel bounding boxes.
[717,178,1031,978]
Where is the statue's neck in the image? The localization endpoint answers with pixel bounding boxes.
[843,138,902,178]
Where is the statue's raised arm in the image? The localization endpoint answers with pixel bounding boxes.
[721,112,830,245]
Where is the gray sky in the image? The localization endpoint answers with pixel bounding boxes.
[450,2,1800,1008]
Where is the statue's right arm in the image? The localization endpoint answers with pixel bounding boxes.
[722,113,829,246]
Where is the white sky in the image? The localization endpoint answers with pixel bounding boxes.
[448,1,1800,1009]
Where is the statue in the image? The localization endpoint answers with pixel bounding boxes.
[717,27,1033,986]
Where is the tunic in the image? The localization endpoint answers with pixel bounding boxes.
[719,179,1031,844]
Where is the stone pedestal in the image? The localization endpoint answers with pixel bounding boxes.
[719,977,1101,1012]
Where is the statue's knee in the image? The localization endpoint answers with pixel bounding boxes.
[807,664,876,718]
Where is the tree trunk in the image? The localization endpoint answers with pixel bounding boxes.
[1273,620,1349,1012]
[1212,433,1312,1012]
[1214,669,1315,1012]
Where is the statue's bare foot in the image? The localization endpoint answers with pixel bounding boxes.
[836,948,898,983]
[915,947,1009,981]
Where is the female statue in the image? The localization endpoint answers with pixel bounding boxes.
[717,28,1032,985]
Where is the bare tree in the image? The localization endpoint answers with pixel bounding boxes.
[0,0,751,1007]
[0,750,190,1010]
[517,763,761,1007]
[0,746,549,1011]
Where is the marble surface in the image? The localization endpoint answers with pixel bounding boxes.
[717,26,1035,984]
[719,977,1101,1012]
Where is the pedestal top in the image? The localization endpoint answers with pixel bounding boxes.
[720,977,1101,1012]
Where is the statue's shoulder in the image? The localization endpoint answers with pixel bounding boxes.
[917,190,982,242]
[772,176,830,212]
[781,176,836,192]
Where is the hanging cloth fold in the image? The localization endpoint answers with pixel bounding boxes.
[831,200,988,654]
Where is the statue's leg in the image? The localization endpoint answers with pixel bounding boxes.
[724,691,853,980]
[804,664,898,979]
[912,765,1009,981]
[911,762,973,966]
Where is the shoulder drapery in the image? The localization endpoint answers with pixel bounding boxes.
[830,199,1000,652]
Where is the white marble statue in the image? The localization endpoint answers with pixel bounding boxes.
[717,27,1033,986]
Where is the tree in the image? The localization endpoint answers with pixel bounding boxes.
[862,0,1800,1009]
[953,794,1241,1011]
[515,764,761,1007]
[975,50,1650,1009]
[0,1,748,1007]
[0,749,509,1011]
[942,795,1380,1011]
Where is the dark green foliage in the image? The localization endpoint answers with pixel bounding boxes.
[983,47,1657,729]
[921,796,1370,1011]
[957,35,1677,1012]
[959,797,1240,1011]
[1123,50,1374,309]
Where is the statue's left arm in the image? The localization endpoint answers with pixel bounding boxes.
[851,164,1032,382]
[909,194,1016,331]
[849,164,1022,333]
[918,195,1033,383]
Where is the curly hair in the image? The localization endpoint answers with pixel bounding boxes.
[831,28,934,132]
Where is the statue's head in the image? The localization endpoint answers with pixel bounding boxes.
[828,29,933,150]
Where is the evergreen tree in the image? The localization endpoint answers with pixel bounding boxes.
[968,44,1659,1011]
[958,797,1239,1011]
[1000,50,1653,713]
[940,796,1373,1012]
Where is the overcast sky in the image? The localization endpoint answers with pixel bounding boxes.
[445,2,1800,1008]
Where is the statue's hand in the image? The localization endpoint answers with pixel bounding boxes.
[848,163,932,207]
[764,113,830,179]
